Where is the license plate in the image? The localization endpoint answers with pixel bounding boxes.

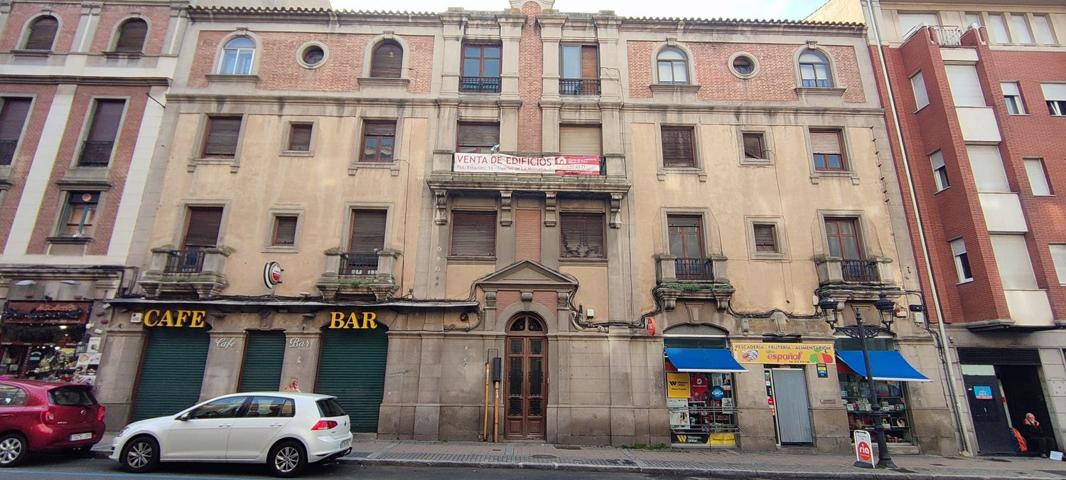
[70,433,92,441]
[340,439,351,449]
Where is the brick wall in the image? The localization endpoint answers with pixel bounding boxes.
[88,5,172,56]
[627,41,865,103]
[516,2,543,152]
[0,84,57,253]
[1,3,81,53]
[188,30,435,93]
[515,208,541,263]
[26,85,150,255]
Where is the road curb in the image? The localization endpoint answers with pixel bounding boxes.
[336,456,1062,480]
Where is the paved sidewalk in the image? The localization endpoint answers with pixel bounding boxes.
[94,434,1066,479]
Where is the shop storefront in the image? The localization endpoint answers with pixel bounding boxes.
[129,309,211,421]
[664,337,745,447]
[0,301,96,383]
[315,312,388,433]
[834,346,929,445]
[237,331,285,392]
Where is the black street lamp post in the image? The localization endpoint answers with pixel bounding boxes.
[819,293,898,469]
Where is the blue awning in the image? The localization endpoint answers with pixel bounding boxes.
[665,348,747,373]
[837,350,930,382]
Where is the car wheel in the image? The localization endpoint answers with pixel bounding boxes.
[267,440,306,478]
[0,433,28,467]
[120,436,159,473]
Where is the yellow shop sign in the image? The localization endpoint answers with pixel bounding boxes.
[667,372,691,398]
[328,311,379,330]
[731,342,835,365]
[143,309,207,328]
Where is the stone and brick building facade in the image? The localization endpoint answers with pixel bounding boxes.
[82,0,956,453]
[0,0,185,386]
[811,0,1066,456]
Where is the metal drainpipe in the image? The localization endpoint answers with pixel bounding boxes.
[863,0,971,456]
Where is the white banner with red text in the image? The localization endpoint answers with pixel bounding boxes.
[453,152,601,176]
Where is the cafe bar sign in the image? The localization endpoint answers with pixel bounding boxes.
[453,152,600,176]
[328,311,379,330]
[140,309,208,328]
[731,342,835,365]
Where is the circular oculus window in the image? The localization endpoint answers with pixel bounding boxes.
[731,55,756,77]
[300,44,325,68]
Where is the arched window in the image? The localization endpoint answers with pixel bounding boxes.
[799,49,832,88]
[370,40,403,78]
[656,47,688,85]
[23,15,58,51]
[114,18,147,53]
[218,36,255,75]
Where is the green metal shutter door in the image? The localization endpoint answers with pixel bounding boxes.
[238,331,285,392]
[130,328,209,421]
[315,328,388,432]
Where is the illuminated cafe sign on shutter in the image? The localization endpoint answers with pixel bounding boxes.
[142,309,208,328]
[453,152,601,176]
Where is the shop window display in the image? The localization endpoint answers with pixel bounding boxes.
[838,366,913,444]
[664,335,738,447]
[0,302,94,383]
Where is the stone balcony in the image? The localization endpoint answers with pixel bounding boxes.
[316,249,401,301]
[653,254,734,310]
[814,256,900,300]
[139,246,230,299]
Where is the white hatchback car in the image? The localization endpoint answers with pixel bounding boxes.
[110,392,352,477]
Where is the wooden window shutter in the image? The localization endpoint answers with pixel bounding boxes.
[370,41,403,78]
[661,126,695,167]
[457,123,499,150]
[87,100,125,142]
[272,216,298,246]
[753,224,777,252]
[559,125,602,156]
[349,210,387,253]
[184,207,223,247]
[202,116,242,157]
[580,46,598,79]
[25,16,58,50]
[115,18,147,53]
[810,130,842,154]
[0,98,32,140]
[560,213,605,258]
[363,121,396,136]
[451,211,496,256]
[288,123,312,151]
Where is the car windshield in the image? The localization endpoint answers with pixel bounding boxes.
[190,396,246,419]
[49,387,95,406]
[316,398,345,417]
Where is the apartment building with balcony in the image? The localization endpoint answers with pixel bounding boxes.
[811,0,1066,456]
[94,0,953,453]
[0,0,185,388]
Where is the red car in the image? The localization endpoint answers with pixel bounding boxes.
[0,378,105,467]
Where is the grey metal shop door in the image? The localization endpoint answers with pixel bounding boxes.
[773,368,813,444]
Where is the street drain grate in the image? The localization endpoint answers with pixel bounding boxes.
[531,454,557,459]
[554,445,582,450]
[930,463,947,467]
[983,458,1011,463]
[894,468,917,474]
[1038,471,1066,478]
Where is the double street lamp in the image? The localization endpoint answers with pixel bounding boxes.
[819,293,898,469]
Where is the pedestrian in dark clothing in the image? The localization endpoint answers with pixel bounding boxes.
[1021,413,1055,457]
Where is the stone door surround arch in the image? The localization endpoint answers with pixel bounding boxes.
[476,260,578,333]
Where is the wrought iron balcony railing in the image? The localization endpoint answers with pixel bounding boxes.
[77,140,115,167]
[841,259,880,283]
[560,78,600,96]
[675,257,714,281]
[339,252,380,276]
[460,76,501,93]
[163,248,207,274]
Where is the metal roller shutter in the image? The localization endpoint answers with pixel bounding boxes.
[957,348,1040,366]
[130,328,209,421]
[315,327,388,433]
[238,331,285,392]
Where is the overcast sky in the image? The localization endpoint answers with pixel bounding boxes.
[329,0,822,20]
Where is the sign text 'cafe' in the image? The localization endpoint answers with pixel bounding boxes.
[140,310,379,330]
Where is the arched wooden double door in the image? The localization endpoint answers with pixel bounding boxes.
[505,314,547,440]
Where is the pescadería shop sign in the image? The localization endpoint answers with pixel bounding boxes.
[731,342,835,365]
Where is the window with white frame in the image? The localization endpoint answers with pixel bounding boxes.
[950,238,973,283]
[1024,158,1052,196]
[1009,14,1034,44]
[929,150,949,192]
[988,14,1010,44]
[911,71,929,110]
[1002,82,1025,115]
[964,13,983,29]
[218,36,255,75]
[1043,83,1066,116]
[897,12,939,38]
[1033,15,1056,45]
[656,47,689,85]
[1049,244,1066,284]
[798,50,832,88]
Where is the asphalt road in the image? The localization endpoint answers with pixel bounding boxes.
[1,455,710,480]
